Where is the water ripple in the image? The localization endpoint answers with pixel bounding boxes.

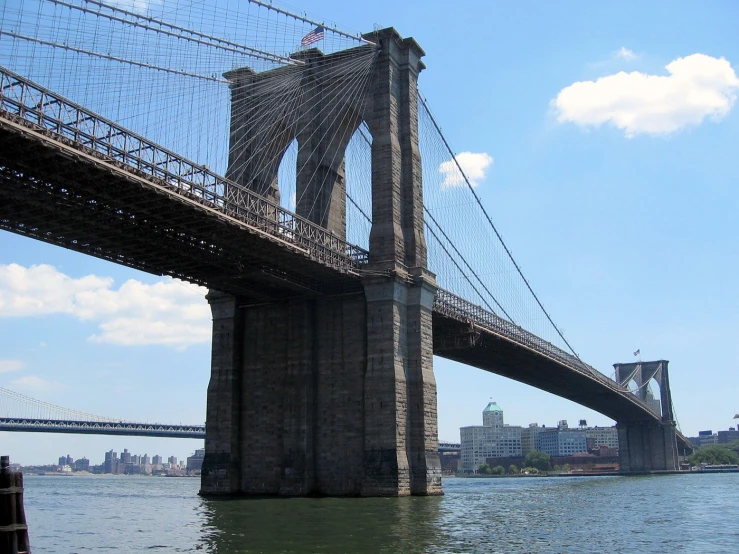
[21,473,739,553]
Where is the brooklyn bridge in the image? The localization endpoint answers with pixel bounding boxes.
[0,0,691,496]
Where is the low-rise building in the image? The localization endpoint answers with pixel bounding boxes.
[537,428,588,457]
[460,402,522,471]
[521,423,550,455]
[718,428,739,444]
[583,426,619,451]
[74,457,90,472]
[186,448,205,472]
[698,430,718,446]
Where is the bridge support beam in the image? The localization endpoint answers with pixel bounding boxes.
[617,421,678,472]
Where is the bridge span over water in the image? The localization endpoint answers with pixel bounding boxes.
[0,1,689,497]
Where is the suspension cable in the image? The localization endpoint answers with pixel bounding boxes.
[418,93,581,358]
[246,0,376,46]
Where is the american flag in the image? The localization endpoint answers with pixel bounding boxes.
[301,26,325,47]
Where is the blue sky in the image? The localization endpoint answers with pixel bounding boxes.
[2,0,739,464]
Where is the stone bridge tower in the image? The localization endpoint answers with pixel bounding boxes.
[614,360,678,472]
[200,28,441,497]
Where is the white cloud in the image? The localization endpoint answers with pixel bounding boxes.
[552,53,739,137]
[0,264,210,349]
[0,359,24,374]
[9,375,66,392]
[439,152,494,188]
[616,47,637,61]
[114,0,158,12]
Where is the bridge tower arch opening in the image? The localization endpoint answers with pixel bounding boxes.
[343,126,373,251]
[275,123,373,251]
[276,138,298,212]
[613,360,678,472]
[201,28,441,497]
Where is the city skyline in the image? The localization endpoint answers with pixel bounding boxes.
[2,0,739,464]
[21,447,205,473]
[459,400,620,471]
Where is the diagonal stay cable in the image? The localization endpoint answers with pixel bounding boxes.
[425,222,498,315]
[423,205,512,321]
[353,121,506,316]
[418,93,580,358]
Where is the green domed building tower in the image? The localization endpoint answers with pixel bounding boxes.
[482,401,504,430]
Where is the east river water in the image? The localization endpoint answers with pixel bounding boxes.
[23,473,739,553]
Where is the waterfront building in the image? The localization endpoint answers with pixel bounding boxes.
[692,428,739,446]
[58,454,73,467]
[104,450,118,474]
[718,428,739,444]
[463,409,617,468]
[141,454,150,466]
[498,425,523,457]
[537,428,588,457]
[460,425,495,471]
[460,401,522,471]
[482,402,504,429]
[168,456,177,468]
[74,458,90,472]
[120,448,132,465]
[583,426,619,450]
[595,445,618,457]
[698,430,718,446]
[152,455,163,467]
[521,424,549,455]
[187,449,205,472]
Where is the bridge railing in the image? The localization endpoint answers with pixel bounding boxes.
[434,289,659,413]
[0,66,369,272]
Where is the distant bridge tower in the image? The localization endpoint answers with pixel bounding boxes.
[201,28,441,497]
[613,360,678,472]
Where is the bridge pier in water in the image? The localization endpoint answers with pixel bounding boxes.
[617,421,678,473]
[614,360,679,472]
[201,28,442,497]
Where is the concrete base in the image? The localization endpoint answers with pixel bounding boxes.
[617,421,678,473]
[201,276,442,497]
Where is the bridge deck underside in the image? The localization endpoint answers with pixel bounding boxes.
[434,313,663,424]
[0,119,362,301]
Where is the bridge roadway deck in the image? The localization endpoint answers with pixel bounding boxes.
[0,67,690,450]
[0,419,464,452]
[434,294,691,449]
